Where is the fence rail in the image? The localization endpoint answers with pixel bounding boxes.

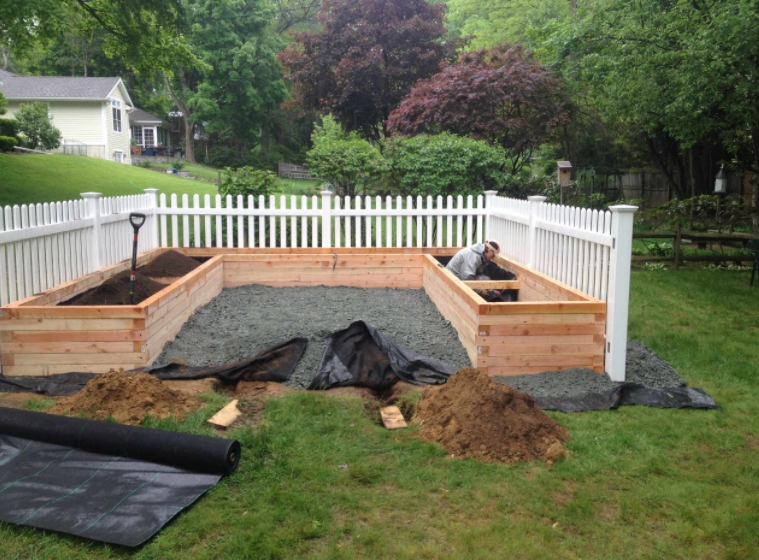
[0,188,636,381]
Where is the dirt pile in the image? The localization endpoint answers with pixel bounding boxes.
[48,371,201,425]
[138,250,201,278]
[61,269,166,306]
[413,368,568,464]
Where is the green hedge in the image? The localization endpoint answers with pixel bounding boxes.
[0,135,18,152]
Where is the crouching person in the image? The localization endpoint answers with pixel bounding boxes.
[445,241,500,281]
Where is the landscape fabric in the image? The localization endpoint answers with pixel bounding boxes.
[0,408,240,547]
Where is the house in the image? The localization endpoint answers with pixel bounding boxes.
[0,69,133,164]
[129,107,173,156]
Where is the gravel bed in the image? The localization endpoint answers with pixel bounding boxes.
[494,340,687,398]
[157,285,472,388]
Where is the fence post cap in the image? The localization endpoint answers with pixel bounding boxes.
[608,205,638,213]
[143,188,159,194]
[320,190,333,197]
[483,190,499,195]
[528,195,548,202]
[80,192,102,199]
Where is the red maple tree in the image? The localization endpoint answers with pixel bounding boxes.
[278,0,459,142]
[388,44,569,172]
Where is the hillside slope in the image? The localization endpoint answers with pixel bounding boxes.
[0,153,218,207]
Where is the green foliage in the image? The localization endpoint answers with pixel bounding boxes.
[219,167,276,200]
[306,137,388,197]
[641,195,748,233]
[311,114,358,144]
[384,133,506,197]
[14,102,61,150]
[501,172,555,200]
[0,136,18,152]
[171,159,185,171]
[0,92,7,115]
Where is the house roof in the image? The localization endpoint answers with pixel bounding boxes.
[0,75,133,106]
[130,107,170,127]
[0,69,20,80]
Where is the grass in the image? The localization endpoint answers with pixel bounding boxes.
[2,268,759,558]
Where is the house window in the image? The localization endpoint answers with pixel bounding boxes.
[171,116,180,132]
[131,125,143,146]
[143,127,155,147]
[112,100,122,132]
[113,150,124,163]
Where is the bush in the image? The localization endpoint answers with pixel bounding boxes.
[306,137,387,197]
[0,136,18,152]
[171,159,185,170]
[0,118,18,137]
[15,102,62,150]
[384,133,506,197]
[219,167,276,200]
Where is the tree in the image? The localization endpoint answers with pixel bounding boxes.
[0,1,197,74]
[384,132,506,196]
[164,0,287,164]
[278,0,460,142]
[306,119,387,196]
[388,44,569,173]
[15,102,62,149]
[0,91,7,115]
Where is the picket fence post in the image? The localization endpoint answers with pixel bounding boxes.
[80,192,102,272]
[321,190,333,248]
[144,188,159,251]
[484,190,498,241]
[606,204,638,382]
[527,195,547,268]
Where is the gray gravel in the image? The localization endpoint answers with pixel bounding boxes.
[494,340,687,397]
[157,285,472,388]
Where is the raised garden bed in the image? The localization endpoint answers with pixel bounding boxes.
[0,248,606,377]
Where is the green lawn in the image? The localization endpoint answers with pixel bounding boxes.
[0,154,322,208]
[2,268,759,558]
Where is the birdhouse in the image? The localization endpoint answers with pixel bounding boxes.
[714,164,727,194]
[557,161,572,187]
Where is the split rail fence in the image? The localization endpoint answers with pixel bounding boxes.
[0,188,636,381]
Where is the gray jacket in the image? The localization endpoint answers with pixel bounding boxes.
[446,243,488,281]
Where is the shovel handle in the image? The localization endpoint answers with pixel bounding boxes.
[129,212,146,232]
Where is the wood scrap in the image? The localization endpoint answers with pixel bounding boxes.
[380,406,407,430]
[207,399,241,429]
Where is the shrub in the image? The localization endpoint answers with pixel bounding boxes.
[0,136,18,152]
[306,137,387,197]
[0,118,18,137]
[219,167,276,200]
[15,102,62,150]
[171,159,185,170]
[384,133,506,197]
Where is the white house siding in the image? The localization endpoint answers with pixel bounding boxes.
[5,100,106,149]
[106,87,131,164]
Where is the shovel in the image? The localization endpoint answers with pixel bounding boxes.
[128,213,146,304]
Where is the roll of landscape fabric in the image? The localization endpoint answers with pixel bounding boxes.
[0,407,240,475]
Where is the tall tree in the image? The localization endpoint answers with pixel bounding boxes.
[388,44,569,173]
[164,0,287,163]
[278,0,460,143]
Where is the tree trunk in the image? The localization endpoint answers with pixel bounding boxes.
[753,129,759,235]
[260,123,270,154]
[163,72,196,164]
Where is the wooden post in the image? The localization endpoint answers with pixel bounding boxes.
[143,189,159,252]
[673,222,682,270]
[527,195,547,269]
[80,192,102,273]
[321,190,333,248]
[606,204,638,382]
[484,190,498,241]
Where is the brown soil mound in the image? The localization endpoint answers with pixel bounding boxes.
[48,371,201,425]
[61,269,166,306]
[138,250,200,278]
[413,368,568,464]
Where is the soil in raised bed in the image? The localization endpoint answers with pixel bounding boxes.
[60,270,167,306]
[137,249,201,278]
[59,250,202,306]
[157,284,472,388]
[48,371,200,425]
[413,367,568,464]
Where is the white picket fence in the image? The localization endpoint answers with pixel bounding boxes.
[0,188,636,380]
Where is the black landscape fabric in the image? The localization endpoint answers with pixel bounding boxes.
[309,320,457,390]
[532,383,719,413]
[0,408,240,547]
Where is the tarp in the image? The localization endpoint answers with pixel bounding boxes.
[0,407,240,547]
[309,320,457,390]
[0,338,309,397]
[532,383,719,413]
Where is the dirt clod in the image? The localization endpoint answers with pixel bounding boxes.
[138,250,201,278]
[48,371,201,425]
[413,368,568,464]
